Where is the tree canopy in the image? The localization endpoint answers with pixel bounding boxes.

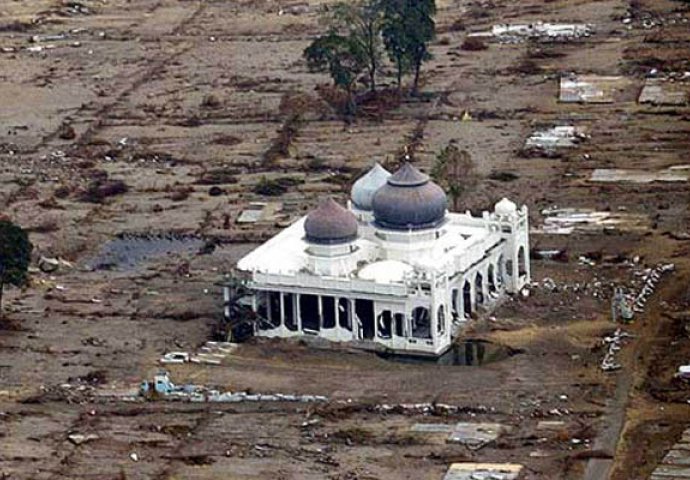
[381,0,436,93]
[303,0,437,114]
[0,220,33,315]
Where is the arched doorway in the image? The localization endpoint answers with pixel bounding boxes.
[463,280,472,318]
[451,288,459,320]
[487,264,497,294]
[518,246,527,277]
[475,272,484,306]
[411,306,431,339]
[437,305,445,335]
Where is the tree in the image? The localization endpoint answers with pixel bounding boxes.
[381,0,436,94]
[0,220,32,317]
[329,1,384,93]
[431,144,475,211]
[304,32,368,115]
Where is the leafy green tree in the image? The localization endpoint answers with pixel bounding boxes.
[0,220,32,317]
[381,0,436,94]
[329,1,385,93]
[304,32,368,114]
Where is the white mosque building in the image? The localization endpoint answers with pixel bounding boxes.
[229,163,530,356]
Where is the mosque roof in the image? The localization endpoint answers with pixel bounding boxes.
[304,197,358,244]
[372,163,448,231]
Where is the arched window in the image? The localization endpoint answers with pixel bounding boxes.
[411,307,431,339]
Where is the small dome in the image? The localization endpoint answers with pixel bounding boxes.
[372,163,448,231]
[304,198,358,244]
[495,198,517,215]
[359,260,414,284]
[351,163,391,211]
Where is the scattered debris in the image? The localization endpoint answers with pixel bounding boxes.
[590,166,690,184]
[411,422,507,449]
[443,463,523,480]
[537,207,649,235]
[67,433,99,445]
[470,23,593,43]
[139,371,328,403]
[630,263,674,314]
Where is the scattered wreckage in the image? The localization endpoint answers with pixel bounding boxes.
[469,22,593,43]
[159,341,237,365]
[601,329,634,372]
[139,371,328,404]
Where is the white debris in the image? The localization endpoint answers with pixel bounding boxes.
[525,126,588,151]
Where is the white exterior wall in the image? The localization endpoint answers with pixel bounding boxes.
[230,202,530,357]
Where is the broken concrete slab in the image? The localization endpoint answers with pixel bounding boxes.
[411,423,456,434]
[639,78,689,106]
[651,428,690,479]
[443,463,523,480]
[560,75,630,103]
[446,423,506,449]
[590,167,690,184]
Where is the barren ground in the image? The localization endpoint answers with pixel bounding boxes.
[1,0,689,479]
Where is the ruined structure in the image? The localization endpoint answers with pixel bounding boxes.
[228,163,530,356]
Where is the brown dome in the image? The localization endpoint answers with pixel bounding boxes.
[372,163,447,230]
[304,198,358,244]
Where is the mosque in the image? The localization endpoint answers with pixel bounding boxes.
[228,163,530,356]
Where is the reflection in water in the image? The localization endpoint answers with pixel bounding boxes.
[378,340,521,366]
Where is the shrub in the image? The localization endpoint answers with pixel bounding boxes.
[461,37,488,51]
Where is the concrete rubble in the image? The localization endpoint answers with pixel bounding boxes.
[590,166,690,184]
[443,463,523,480]
[524,125,588,152]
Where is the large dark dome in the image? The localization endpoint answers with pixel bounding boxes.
[372,163,447,230]
[304,198,358,244]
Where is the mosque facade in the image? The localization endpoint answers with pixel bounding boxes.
[228,163,530,356]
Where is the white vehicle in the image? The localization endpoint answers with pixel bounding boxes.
[160,352,190,364]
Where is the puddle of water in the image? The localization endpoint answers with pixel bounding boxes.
[378,340,521,366]
[87,233,205,271]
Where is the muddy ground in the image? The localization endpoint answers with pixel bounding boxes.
[0,0,689,479]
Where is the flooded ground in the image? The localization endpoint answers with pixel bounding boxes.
[87,233,205,271]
